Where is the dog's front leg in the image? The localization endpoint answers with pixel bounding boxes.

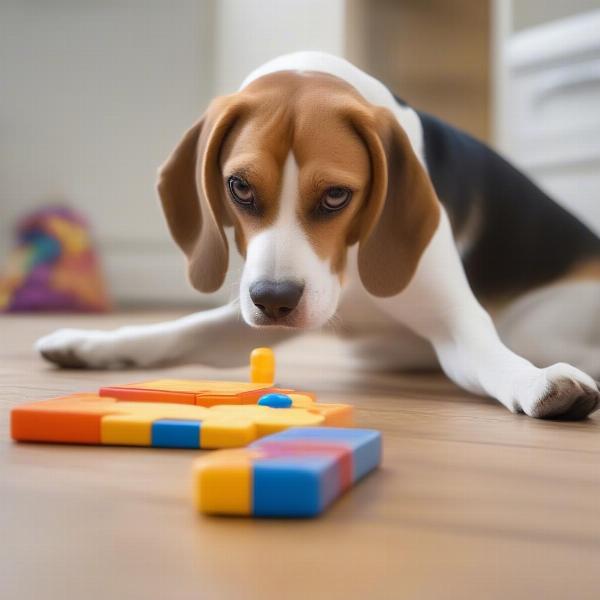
[36,302,295,369]
[378,210,599,419]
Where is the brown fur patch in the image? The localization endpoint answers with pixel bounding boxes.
[563,258,600,282]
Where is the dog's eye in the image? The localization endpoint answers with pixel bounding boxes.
[320,187,352,212]
[228,177,255,206]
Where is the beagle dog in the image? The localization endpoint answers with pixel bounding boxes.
[37,52,600,419]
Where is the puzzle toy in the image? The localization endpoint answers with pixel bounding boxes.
[11,393,353,448]
[11,347,381,517]
[11,348,353,448]
[194,427,382,517]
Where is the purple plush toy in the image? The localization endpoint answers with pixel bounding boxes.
[0,206,111,312]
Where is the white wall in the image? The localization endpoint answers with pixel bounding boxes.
[213,0,346,94]
[0,0,214,304]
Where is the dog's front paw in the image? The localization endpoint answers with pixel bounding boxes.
[36,328,137,369]
[518,363,599,420]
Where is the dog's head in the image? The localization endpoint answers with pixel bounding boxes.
[157,71,440,328]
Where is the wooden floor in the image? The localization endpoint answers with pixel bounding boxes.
[1,311,600,600]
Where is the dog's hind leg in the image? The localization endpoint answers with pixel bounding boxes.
[496,280,600,380]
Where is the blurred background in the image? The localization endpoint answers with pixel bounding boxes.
[1,0,600,311]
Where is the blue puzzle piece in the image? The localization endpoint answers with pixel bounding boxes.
[258,393,292,408]
[253,455,341,517]
[151,419,201,448]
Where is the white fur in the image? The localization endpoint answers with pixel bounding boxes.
[36,303,295,369]
[36,51,600,419]
[239,153,340,328]
[344,209,598,415]
[496,280,600,377]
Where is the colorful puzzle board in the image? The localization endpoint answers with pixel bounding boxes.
[11,389,353,448]
[10,348,383,518]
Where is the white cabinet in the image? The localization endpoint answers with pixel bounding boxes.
[501,10,600,235]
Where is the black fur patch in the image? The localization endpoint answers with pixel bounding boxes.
[415,109,600,299]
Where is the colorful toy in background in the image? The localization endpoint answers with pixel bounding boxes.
[10,347,382,518]
[0,205,111,312]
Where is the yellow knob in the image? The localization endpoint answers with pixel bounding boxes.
[250,347,275,384]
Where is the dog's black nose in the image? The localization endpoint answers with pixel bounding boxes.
[249,280,304,320]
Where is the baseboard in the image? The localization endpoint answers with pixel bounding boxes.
[101,241,239,307]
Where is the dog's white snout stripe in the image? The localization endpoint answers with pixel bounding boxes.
[240,152,340,327]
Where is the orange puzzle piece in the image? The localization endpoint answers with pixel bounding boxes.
[98,379,296,406]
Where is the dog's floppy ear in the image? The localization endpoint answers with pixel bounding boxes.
[352,107,441,297]
[157,96,243,293]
